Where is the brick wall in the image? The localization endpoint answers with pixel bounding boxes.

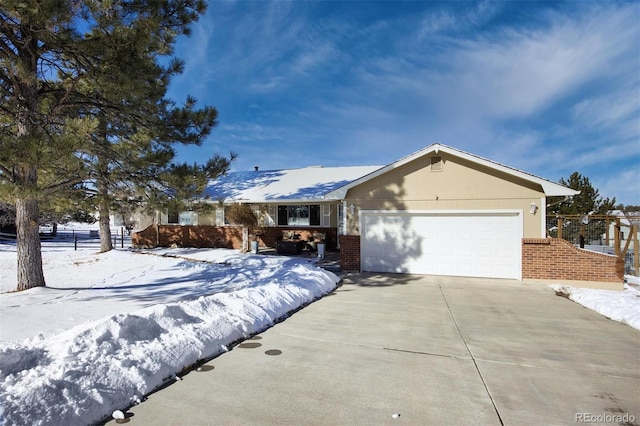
[522,238,624,283]
[339,235,361,271]
[132,225,337,250]
[132,225,243,249]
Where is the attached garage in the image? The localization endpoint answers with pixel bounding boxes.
[360,210,522,279]
[328,144,579,280]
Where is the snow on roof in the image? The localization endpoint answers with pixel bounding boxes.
[205,165,383,203]
[610,210,640,226]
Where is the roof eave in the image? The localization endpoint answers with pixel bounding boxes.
[221,197,336,204]
[539,184,580,197]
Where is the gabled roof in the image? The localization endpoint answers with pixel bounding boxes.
[205,165,383,203]
[326,143,579,199]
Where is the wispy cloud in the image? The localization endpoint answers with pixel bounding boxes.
[170,1,640,204]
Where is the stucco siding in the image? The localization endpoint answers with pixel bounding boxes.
[345,153,546,238]
[197,212,216,226]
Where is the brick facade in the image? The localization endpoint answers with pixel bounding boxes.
[132,225,337,250]
[522,238,624,283]
[339,235,361,271]
[132,225,244,249]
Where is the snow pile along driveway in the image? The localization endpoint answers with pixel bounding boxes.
[550,277,640,331]
[0,248,339,426]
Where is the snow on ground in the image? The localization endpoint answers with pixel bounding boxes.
[550,275,640,331]
[1,233,638,425]
[0,240,339,426]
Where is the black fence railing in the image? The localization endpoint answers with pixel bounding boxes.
[1,227,130,250]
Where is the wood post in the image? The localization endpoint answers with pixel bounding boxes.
[557,217,563,240]
[614,219,620,257]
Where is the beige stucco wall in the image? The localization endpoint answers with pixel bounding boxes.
[197,212,216,226]
[344,152,546,238]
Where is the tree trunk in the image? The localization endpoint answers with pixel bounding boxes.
[16,195,45,291]
[13,37,45,290]
[13,22,45,291]
[99,198,113,253]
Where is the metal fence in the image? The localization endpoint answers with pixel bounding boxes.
[546,215,638,276]
[1,227,130,250]
[546,216,611,246]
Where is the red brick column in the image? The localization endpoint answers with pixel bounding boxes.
[339,235,361,271]
[522,238,623,283]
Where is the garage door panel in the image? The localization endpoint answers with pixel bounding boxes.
[361,211,522,279]
[363,256,410,273]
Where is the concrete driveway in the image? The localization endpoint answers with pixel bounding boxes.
[109,274,640,425]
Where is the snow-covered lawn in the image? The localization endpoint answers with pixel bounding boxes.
[0,241,339,426]
[0,236,638,426]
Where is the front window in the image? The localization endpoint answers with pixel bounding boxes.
[277,205,321,226]
[179,212,193,225]
[167,210,179,224]
[289,205,309,225]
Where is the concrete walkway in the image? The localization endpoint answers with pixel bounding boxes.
[108,274,640,425]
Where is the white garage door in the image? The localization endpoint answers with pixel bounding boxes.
[361,211,522,279]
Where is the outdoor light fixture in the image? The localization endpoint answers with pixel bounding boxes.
[529,201,538,215]
[349,203,355,214]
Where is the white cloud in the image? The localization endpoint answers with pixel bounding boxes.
[417,0,500,38]
[572,86,640,141]
[422,7,637,121]
[418,10,456,37]
[596,168,640,206]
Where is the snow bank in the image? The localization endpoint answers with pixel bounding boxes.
[550,276,640,331]
[0,248,339,425]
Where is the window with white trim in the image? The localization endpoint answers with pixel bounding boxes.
[277,205,321,226]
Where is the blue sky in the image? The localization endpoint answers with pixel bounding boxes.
[168,0,640,206]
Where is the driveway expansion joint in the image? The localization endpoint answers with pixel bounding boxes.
[439,281,505,426]
[474,358,640,380]
[382,347,471,360]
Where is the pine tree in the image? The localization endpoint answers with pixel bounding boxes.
[549,172,616,215]
[225,203,258,252]
[0,0,210,290]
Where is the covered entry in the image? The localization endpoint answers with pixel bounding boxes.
[360,210,522,279]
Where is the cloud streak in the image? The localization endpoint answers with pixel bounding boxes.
[169,1,640,205]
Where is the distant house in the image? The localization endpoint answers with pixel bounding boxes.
[605,210,640,251]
